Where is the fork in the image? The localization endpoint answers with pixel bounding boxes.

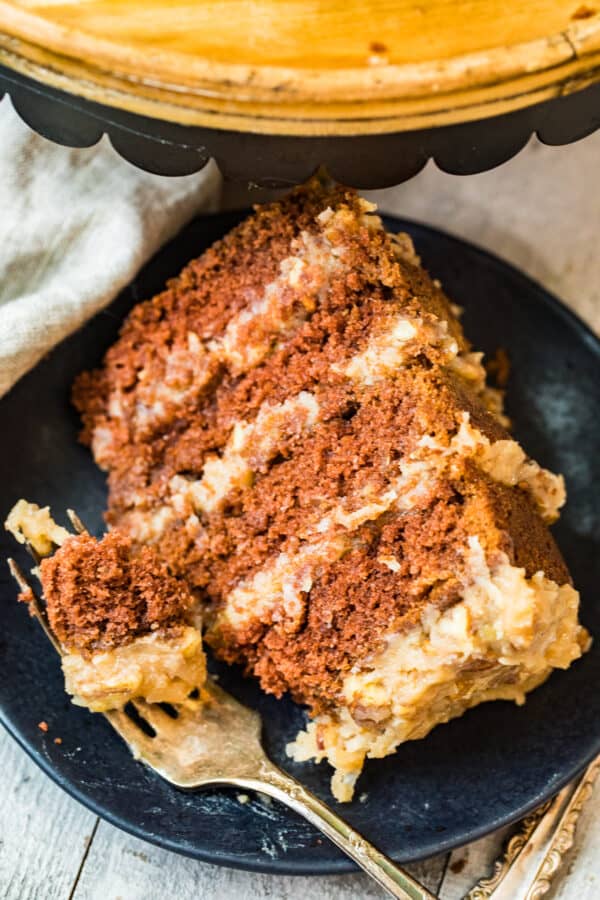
[7,510,436,900]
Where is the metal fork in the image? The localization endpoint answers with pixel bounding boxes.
[7,510,436,900]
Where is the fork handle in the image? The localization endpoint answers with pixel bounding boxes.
[466,754,600,899]
[237,765,437,900]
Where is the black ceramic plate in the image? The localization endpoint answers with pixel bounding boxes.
[0,213,599,874]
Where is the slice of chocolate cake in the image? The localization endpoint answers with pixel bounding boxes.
[6,501,206,712]
[73,181,588,800]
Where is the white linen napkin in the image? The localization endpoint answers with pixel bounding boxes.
[0,96,222,398]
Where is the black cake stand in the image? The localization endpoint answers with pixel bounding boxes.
[1,63,600,188]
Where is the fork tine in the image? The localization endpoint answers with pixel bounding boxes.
[131,698,177,732]
[23,539,42,567]
[105,708,158,759]
[7,558,63,655]
[7,557,35,595]
[66,509,89,535]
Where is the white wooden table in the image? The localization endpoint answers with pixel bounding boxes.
[2,133,600,900]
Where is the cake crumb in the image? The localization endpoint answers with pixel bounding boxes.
[38,721,48,733]
[486,347,511,388]
[236,793,250,804]
[359,792,369,803]
[450,856,467,874]
[54,737,62,745]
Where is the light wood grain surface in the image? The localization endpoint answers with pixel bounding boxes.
[1,132,599,899]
